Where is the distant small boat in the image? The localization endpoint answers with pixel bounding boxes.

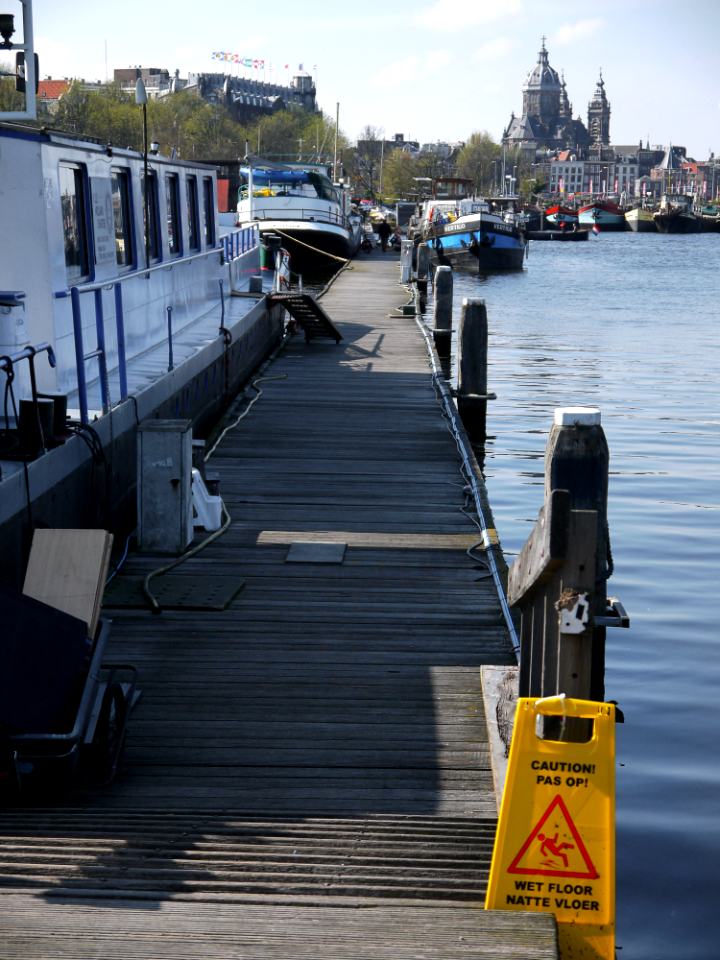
[625,207,656,233]
[545,204,578,225]
[578,201,625,232]
[526,228,590,241]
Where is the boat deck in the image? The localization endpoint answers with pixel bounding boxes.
[0,250,557,958]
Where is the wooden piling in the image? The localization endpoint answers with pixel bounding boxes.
[545,407,610,702]
[416,242,429,296]
[457,298,491,440]
[432,266,453,357]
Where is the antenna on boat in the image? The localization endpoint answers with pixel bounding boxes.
[136,78,150,269]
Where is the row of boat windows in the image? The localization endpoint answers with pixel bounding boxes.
[60,163,216,283]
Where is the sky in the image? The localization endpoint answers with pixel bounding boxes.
[13,0,720,158]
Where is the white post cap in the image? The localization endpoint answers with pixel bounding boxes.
[554,407,601,426]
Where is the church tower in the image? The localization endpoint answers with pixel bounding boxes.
[522,38,562,121]
[587,71,611,145]
[558,72,572,118]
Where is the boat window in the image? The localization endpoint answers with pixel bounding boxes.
[186,176,199,250]
[60,163,89,282]
[166,174,182,257]
[111,168,132,268]
[202,178,215,246]
[141,171,161,263]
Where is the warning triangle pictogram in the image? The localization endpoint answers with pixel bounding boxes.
[507,794,599,879]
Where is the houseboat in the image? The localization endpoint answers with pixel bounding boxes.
[0,120,279,585]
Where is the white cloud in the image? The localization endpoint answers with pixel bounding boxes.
[418,0,521,31]
[368,55,421,88]
[34,37,76,78]
[368,50,452,89]
[472,37,514,62]
[555,18,603,45]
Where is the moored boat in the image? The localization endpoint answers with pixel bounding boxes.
[545,204,578,226]
[426,196,526,272]
[653,194,700,234]
[625,207,656,233]
[578,200,625,232]
[234,164,362,273]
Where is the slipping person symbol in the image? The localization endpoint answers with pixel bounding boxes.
[537,833,574,868]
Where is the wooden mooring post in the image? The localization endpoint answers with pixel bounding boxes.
[457,298,495,441]
[416,242,429,296]
[507,407,611,738]
[432,265,452,358]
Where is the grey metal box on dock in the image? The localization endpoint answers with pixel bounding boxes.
[137,420,193,554]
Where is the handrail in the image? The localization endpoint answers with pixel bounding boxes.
[220,223,259,263]
[244,206,351,230]
[0,342,56,373]
[56,226,258,424]
[53,246,222,300]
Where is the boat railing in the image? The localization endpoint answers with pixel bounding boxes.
[244,205,351,230]
[220,223,260,262]
[55,225,258,425]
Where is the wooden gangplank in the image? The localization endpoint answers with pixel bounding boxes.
[0,251,557,958]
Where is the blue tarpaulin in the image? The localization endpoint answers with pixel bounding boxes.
[239,168,310,184]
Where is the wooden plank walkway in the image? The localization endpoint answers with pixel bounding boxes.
[0,252,557,957]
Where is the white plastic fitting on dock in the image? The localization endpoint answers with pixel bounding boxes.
[554,406,601,426]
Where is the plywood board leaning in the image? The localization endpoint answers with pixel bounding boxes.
[23,529,113,638]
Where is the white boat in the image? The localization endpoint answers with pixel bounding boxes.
[0,119,281,571]
[233,164,362,274]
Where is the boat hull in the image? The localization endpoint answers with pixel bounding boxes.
[426,215,525,272]
[653,213,701,234]
[251,220,360,273]
[578,203,625,232]
[625,209,656,233]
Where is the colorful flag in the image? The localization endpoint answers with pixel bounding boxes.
[243,58,252,67]
[298,63,303,70]
[589,178,593,193]
[592,223,600,235]
[232,53,239,63]
[559,177,564,193]
[259,59,265,68]
[285,63,289,68]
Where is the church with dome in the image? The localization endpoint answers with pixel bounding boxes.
[503,39,610,155]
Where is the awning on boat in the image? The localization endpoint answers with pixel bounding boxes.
[239,168,310,184]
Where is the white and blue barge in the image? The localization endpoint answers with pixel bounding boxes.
[0,122,283,586]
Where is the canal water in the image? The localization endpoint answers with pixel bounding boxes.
[422,233,719,960]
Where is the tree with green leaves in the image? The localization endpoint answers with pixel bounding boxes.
[456,131,502,195]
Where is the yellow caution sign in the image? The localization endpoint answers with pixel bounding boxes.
[485,697,615,960]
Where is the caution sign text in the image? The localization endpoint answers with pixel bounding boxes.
[485,698,616,960]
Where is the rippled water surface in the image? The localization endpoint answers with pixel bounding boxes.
[424,233,719,959]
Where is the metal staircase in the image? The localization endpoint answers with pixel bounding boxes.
[268,293,343,343]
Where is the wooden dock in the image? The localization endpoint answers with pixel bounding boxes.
[0,251,558,958]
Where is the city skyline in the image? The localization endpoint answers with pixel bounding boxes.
[20,0,720,158]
